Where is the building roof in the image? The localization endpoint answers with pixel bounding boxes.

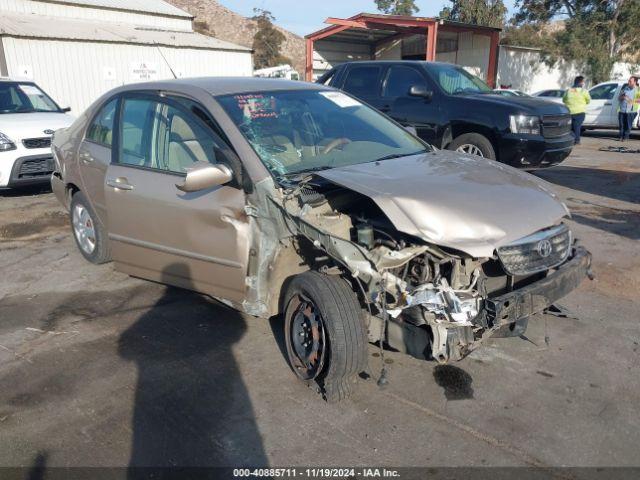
[33,0,192,18]
[307,12,501,40]
[0,12,252,52]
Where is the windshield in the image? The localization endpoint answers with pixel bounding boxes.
[217,89,428,178]
[0,82,60,114]
[428,64,492,95]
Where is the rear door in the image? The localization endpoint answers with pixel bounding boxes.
[381,64,440,145]
[585,83,619,127]
[338,64,385,110]
[77,97,118,223]
[104,92,250,302]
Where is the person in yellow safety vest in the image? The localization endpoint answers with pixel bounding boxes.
[632,76,640,128]
[562,75,591,145]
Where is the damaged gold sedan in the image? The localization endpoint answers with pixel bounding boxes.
[51,78,592,401]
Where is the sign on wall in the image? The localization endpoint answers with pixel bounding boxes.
[130,62,159,81]
[16,65,33,79]
[103,67,117,81]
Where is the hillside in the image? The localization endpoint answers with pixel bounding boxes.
[166,0,306,74]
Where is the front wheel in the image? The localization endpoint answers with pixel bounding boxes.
[448,133,496,160]
[283,271,368,402]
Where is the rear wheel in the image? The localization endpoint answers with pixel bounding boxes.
[283,271,368,402]
[449,133,496,160]
[70,191,111,264]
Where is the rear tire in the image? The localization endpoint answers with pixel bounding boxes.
[283,271,368,402]
[70,191,111,264]
[449,133,496,160]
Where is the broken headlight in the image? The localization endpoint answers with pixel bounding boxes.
[509,115,540,135]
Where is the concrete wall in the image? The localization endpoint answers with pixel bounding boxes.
[0,0,192,30]
[497,45,637,92]
[0,37,252,113]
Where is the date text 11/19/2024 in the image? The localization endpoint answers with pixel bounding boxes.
[233,468,401,478]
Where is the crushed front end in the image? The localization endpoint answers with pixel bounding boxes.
[271,178,592,364]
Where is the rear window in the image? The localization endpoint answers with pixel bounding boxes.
[343,66,382,97]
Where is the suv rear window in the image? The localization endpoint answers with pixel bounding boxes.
[343,66,382,97]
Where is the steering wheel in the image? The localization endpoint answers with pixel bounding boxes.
[322,137,352,154]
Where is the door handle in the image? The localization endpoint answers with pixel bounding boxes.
[604,102,612,106]
[106,177,134,191]
[79,151,94,163]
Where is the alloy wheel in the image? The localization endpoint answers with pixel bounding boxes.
[72,204,96,255]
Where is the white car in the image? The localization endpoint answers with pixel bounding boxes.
[492,89,530,97]
[583,81,640,130]
[532,89,566,104]
[0,78,74,189]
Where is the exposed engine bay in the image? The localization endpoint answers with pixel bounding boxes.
[268,175,590,364]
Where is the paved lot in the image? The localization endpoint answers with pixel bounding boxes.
[0,131,639,470]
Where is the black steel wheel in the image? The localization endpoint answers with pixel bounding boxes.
[283,271,368,402]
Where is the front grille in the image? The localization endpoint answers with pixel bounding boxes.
[542,114,572,138]
[18,156,54,178]
[22,137,52,149]
[497,225,572,275]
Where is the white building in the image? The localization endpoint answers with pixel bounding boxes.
[0,0,253,113]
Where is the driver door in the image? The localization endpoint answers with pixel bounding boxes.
[585,83,619,127]
[104,93,250,302]
[382,65,439,145]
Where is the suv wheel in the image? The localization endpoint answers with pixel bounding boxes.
[449,133,496,160]
[283,271,368,402]
[70,191,111,264]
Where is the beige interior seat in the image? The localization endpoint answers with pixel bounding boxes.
[167,115,216,173]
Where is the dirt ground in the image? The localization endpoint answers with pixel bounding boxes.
[0,131,639,472]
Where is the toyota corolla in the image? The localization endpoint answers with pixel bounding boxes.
[51,78,592,401]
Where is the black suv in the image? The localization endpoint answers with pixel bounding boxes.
[318,61,574,169]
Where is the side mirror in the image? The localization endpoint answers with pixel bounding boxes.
[409,85,433,101]
[61,107,71,113]
[404,125,418,136]
[176,162,233,192]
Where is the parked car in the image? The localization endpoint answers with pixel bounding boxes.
[51,78,592,401]
[318,61,574,169]
[582,80,640,130]
[0,78,74,189]
[493,89,530,97]
[532,89,566,104]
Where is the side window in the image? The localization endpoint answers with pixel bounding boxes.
[118,96,220,174]
[86,99,117,146]
[343,66,382,97]
[163,104,219,174]
[384,66,426,97]
[589,84,618,100]
[119,98,158,168]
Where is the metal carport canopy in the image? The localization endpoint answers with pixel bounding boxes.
[305,12,501,87]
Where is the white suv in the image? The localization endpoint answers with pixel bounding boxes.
[0,78,74,189]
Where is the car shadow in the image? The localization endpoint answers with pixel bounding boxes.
[0,184,52,197]
[534,166,640,205]
[118,263,267,472]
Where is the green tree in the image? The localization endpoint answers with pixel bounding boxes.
[252,8,291,70]
[374,0,419,16]
[439,0,507,28]
[510,0,640,83]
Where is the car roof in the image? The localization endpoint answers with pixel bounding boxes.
[112,77,330,97]
[0,77,35,83]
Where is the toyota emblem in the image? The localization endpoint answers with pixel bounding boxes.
[536,239,553,258]
[43,129,54,135]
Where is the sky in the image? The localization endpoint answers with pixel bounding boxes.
[217,0,518,36]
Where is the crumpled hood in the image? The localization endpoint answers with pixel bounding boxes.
[0,112,74,140]
[317,150,569,258]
